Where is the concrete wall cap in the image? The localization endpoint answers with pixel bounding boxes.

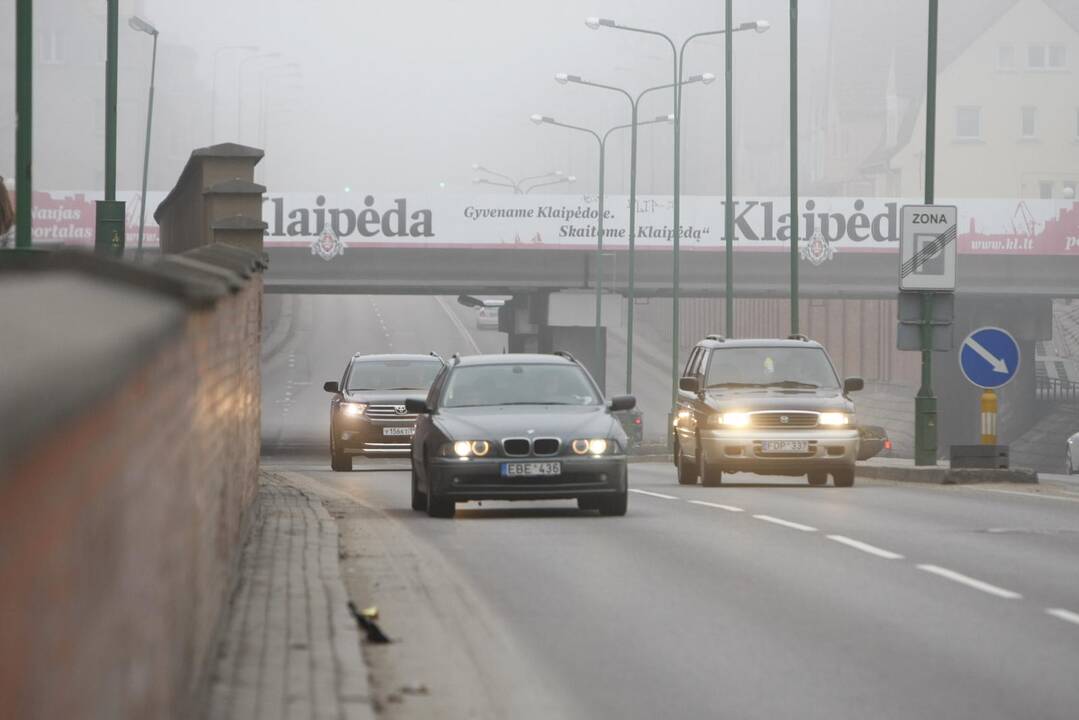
[157,255,245,293]
[211,215,269,231]
[191,142,264,159]
[185,244,269,278]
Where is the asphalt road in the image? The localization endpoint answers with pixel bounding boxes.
[262,294,1079,719]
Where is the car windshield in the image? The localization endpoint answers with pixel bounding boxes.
[441,363,599,408]
[704,347,840,390]
[346,359,442,391]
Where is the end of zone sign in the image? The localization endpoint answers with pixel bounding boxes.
[899,205,957,291]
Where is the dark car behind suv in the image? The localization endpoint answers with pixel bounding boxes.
[324,353,445,470]
[673,335,863,487]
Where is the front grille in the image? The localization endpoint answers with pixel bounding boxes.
[752,412,818,428]
[532,438,561,456]
[503,438,531,456]
[455,473,607,487]
[366,404,417,421]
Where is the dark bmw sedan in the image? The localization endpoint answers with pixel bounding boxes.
[407,353,636,518]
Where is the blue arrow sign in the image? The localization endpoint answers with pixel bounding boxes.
[959,327,1020,389]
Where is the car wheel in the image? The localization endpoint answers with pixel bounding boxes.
[330,427,352,472]
[596,490,628,516]
[426,486,455,518]
[832,469,855,487]
[808,471,828,486]
[410,462,427,511]
[700,456,723,487]
[676,445,699,485]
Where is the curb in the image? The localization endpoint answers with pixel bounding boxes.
[857,463,1038,485]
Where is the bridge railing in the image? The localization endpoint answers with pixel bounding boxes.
[1035,375,1079,403]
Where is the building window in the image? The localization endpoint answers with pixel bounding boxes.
[998,44,1015,69]
[1021,106,1037,138]
[1063,181,1077,200]
[1048,44,1067,69]
[1040,181,1054,199]
[1028,44,1046,69]
[955,107,981,139]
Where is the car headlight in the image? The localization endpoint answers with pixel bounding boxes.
[447,440,491,458]
[710,412,751,428]
[571,438,613,455]
[818,412,851,427]
[341,402,367,417]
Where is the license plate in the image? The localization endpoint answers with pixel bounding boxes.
[382,426,414,437]
[761,440,809,454]
[501,462,562,477]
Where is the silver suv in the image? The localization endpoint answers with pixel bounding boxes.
[672,335,864,487]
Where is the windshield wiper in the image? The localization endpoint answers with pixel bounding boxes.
[762,380,819,389]
[387,386,423,390]
[498,401,575,406]
[348,387,375,391]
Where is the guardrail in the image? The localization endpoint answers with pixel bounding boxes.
[1035,375,1079,403]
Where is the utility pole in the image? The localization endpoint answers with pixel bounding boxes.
[789,0,800,334]
[915,0,940,466]
[15,0,32,249]
[724,0,735,336]
[95,0,126,256]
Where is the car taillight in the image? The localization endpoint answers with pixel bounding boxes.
[884,439,893,450]
[634,417,642,425]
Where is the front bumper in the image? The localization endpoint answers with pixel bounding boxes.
[699,427,859,475]
[335,416,414,456]
[428,455,627,501]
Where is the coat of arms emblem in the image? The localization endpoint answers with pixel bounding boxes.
[311,226,345,261]
[799,231,836,266]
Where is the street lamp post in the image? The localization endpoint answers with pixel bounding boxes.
[212,45,257,143]
[555,72,715,394]
[129,16,159,262]
[472,165,565,194]
[586,17,768,402]
[789,0,800,335]
[94,0,125,256]
[531,113,675,384]
[524,176,575,193]
[237,52,280,142]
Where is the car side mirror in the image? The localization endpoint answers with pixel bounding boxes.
[323,381,340,393]
[405,398,430,414]
[843,377,865,394]
[678,377,700,393]
[609,395,637,412]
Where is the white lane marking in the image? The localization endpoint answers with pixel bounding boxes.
[966,487,1079,504]
[916,564,1023,599]
[435,296,482,354]
[629,489,679,500]
[753,515,817,532]
[688,500,744,512]
[826,535,904,560]
[1046,608,1079,626]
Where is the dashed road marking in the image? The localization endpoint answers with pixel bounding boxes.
[827,535,904,560]
[629,489,679,500]
[1046,608,1079,626]
[688,500,744,512]
[753,515,817,532]
[916,564,1022,600]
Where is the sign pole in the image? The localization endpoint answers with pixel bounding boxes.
[980,390,998,444]
[15,0,32,249]
[915,0,940,466]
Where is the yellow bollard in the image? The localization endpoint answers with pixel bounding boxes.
[980,390,998,445]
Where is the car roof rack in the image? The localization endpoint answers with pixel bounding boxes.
[704,334,725,342]
[451,352,462,365]
[787,333,810,342]
[553,350,578,363]
[429,350,445,363]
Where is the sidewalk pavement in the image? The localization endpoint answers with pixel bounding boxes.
[206,473,375,720]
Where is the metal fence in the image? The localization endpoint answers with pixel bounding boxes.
[1035,376,1079,403]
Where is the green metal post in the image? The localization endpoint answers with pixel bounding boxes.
[789,0,800,334]
[15,0,32,249]
[915,0,940,466]
[626,102,639,394]
[105,0,118,202]
[136,33,159,260]
[96,0,125,256]
[671,45,681,407]
[724,0,734,337]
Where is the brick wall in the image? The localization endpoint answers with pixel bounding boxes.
[0,247,264,720]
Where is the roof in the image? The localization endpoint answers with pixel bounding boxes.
[351,353,443,362]
[697,338,824,349]
[453,353,574,366]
